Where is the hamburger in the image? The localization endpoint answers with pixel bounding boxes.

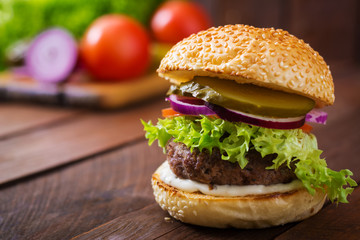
[141,24,356,228]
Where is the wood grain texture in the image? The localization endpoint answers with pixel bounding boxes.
[0,103,80,138]
[0,141,165,240]
[64,72,170,108]
[156,223,296,240]
[0,68,359,239]
[0,71,170,109]
[197,0,359,63]
[74,202,297,240]
[288,0,358,62]
[0,99,166,184]
[312,71,360,174]
[72,204,183,240]
[275,187,360,240]
[211,0,284,28]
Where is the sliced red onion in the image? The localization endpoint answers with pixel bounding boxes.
[167,95,215,115]
[25,28,78,83]
[306,109,327,124]
[205,102,305,130]
[167,94,306,129]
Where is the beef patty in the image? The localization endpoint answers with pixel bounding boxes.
[166,141,297,186]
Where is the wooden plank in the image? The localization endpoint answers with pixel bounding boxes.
[355,0,360,63]
[73,204,292,240]
[0,123,294,240]
[0,141,166,240]
[273,71,360,239]
[64,72,170,108]
[324,70,360,123]
[0,69,358,239]
[288,0,357,62]
[199,0,358,63]
[312,71,360,175]
[275,186,360,240]
[315,108,360,176]
[72,204,183,240]
[156,223,296,240]
[0,71,170,109]
[0,103,80,138]
[72,204,296,240]
[212,0,283,28]
[0,72,61,104]
[0,99,167,184]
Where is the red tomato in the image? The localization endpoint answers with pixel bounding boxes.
[80,14,151,81]
[151,1,212,44]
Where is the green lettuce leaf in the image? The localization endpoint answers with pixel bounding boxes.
[141,115,357,203]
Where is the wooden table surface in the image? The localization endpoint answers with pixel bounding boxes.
[0,65,359,240]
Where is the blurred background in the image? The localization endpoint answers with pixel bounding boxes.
[198,0,359,67]
[1,0,358,68]
[0,0,358,108]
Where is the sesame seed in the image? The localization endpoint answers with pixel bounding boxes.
[158,24,334,105]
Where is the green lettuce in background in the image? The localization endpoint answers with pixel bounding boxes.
[0,0,164,70]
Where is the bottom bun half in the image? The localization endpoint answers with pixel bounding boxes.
[151,161,326,229]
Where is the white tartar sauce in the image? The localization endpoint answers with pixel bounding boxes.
[157,161,304,197]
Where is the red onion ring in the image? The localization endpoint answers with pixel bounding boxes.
[167,94,306,129]
[306,109,327,124]
[25,28,78,83]
[205,102,305,129]
[167,95,215,115]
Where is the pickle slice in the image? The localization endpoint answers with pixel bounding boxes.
[168,76,315,117]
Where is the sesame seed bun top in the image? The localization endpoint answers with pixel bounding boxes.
[157,24,334,106]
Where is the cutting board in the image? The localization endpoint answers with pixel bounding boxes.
[0,71,170,108]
